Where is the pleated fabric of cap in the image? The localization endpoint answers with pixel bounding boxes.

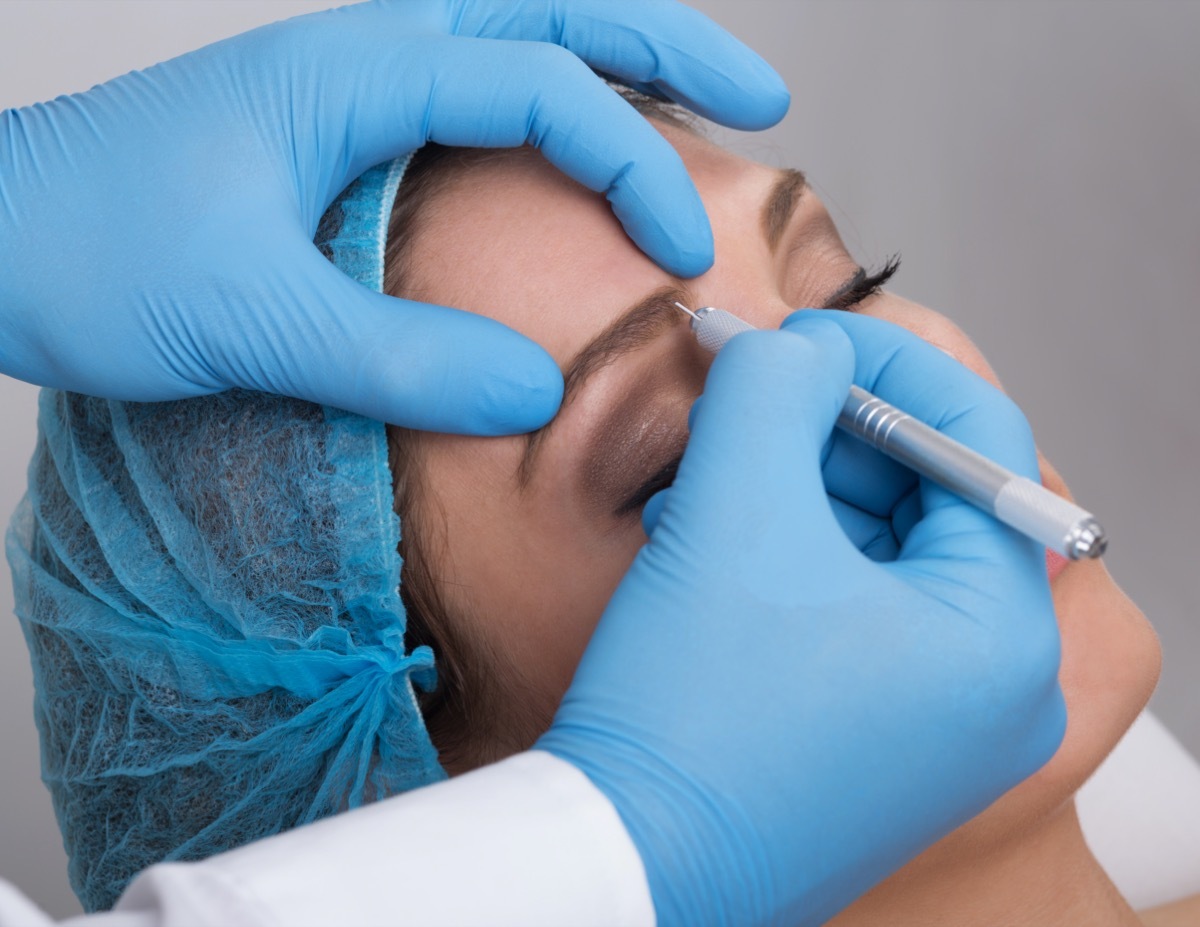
[5,154,448,912]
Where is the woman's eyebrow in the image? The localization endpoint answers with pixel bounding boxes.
[517,166,809,488]
[763,167,808,253]
[518,285,693,488]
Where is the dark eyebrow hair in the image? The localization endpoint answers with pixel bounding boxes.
[518,284,693,487]
[518,166,808,488]
[763,167,808,253]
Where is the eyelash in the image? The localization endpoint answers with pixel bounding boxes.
[618,255,902,517]
[616,456,681,519]
[822,255,902,311]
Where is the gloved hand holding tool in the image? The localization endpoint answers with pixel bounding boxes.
[541,310,1067,927]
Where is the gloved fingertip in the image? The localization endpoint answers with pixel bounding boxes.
[766,79,792,124]
[783,307,857,333]
[778,311,856,363]
[358,303,565,434]
[738,60,791,129]
[463,337,565,436]
[650,7,790,130]
[607,156,714,278]
[664,236,715,279]
[780,308,811,330]
[624,202,714,279]
[641,488,670,536]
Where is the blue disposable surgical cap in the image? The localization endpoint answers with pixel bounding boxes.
[5,156,448,912]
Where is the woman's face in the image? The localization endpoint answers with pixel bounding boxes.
[399,123,1160,867]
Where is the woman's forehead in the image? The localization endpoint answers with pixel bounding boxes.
[401,129,774,366]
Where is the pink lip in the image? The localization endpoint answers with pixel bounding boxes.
[1039,474,1073,584]
[1046,548,1070,584]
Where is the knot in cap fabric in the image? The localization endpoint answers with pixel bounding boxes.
[5,156,447,912]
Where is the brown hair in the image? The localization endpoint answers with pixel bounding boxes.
[385,426,538,773]
[383,143,565,774]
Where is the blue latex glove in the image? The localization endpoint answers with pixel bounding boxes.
[0,0,788,432]
[540,311,1067,926]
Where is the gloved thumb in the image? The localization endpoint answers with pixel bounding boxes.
[223,250,564,433]
[645,315,858,571]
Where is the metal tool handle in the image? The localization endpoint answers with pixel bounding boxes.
[839,386,1105,559]
[689,307,1107,560]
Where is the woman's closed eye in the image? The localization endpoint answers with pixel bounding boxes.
[822,257,901,312]
[616,453,682,519]
[611,258,901,518]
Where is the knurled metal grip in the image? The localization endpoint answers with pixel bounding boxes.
[995,478,1108,559]
[692,307,755,353]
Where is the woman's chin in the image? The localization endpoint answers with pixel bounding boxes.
[1027,457,1163,810]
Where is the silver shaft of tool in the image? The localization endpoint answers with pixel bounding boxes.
[679,304,1106,560]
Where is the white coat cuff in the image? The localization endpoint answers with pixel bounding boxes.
[117,750,655,927]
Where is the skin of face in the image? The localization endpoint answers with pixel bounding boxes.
[398,123,1163,917]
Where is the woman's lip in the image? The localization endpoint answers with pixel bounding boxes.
[1038,467,1073,584]
[1046,548,1070,584]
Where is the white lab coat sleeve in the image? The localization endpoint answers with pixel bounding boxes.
[1077,711,1200,908]
[0,751,656,927]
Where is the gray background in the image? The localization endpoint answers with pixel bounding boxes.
[1,0,1196,918]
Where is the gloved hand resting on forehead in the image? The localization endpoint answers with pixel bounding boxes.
[0,0,788,432]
